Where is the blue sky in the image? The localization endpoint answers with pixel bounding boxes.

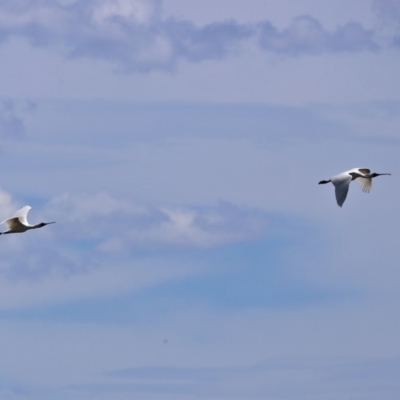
[0,0,400,399]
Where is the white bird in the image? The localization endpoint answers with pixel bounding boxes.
[0,206,55,235]
[319,168,391,207]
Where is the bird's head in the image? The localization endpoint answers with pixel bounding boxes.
[40,222,56,227]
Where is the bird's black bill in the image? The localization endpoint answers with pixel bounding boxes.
[370,173,391,178]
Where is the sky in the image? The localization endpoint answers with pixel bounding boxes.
[0,0,399,398]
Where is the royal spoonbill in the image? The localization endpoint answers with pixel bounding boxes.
[0,206,55,234]
[318,168,391,207]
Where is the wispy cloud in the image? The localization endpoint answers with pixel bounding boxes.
[87,356,400,398]
[0,188,273,310]
[46,192,270,252]
[259,16,377,55]
[0,0,381,72]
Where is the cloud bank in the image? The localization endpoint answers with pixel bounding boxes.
[0,188,276,309]
[0,189,270,282]
[0,0,380,72]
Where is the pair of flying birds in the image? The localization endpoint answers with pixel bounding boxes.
[0,167,391,235]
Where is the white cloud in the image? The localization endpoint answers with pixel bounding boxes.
[45,192,269,251]
[0,0,382,72]
[0,188,271,308]
[0,190,209,308]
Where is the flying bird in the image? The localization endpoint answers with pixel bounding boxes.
[319,168,391,207]
[0,206,55,235]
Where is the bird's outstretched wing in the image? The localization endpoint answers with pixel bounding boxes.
[11,206,31,226]
[3,217,25,231]
[1,206,32,229]
[332,175,352,207]
[355,177,372,193]
[353,168,372,193]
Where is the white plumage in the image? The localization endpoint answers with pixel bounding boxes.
[0,206,55,234]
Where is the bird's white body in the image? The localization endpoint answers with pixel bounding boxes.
[0,206,55,234]
[319,168,391,207]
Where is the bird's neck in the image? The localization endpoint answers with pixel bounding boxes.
[31,224,42,229]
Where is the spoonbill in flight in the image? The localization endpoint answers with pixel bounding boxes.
[318,168,391,207]
[0,206,55,235]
